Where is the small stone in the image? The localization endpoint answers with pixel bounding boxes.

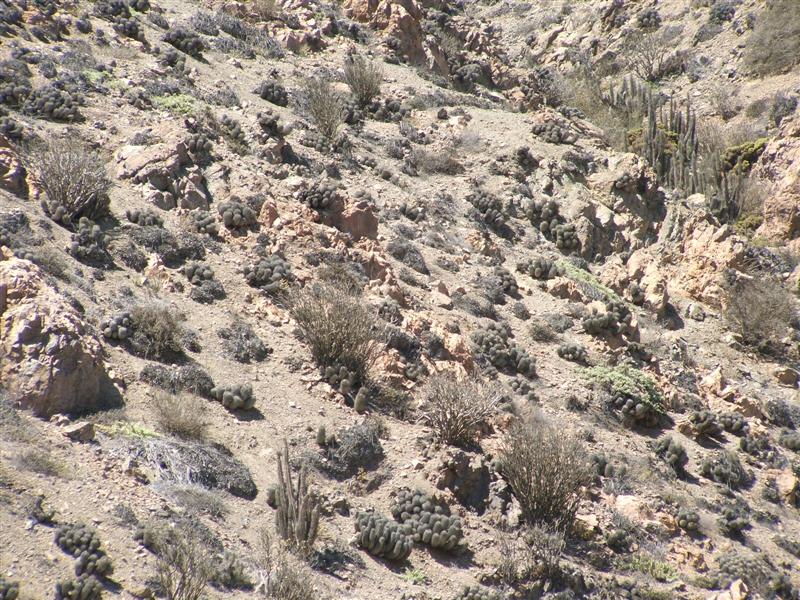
[63,421,95,442]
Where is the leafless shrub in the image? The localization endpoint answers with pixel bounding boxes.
[256,529,317,600]
[130,302,186,361]
[409,147,463,175]
[13,448,64,477]
[288,283,378,385]
[251,0,278,21]
[299,77,345,142]
[153,392,208,441]
[154,526,213,600]
[723,275,796,350]
[27,139,111,226]
[744,0,800,76]
[343,53,383,108]
[419,373,500,447]
[624,30,685,82]
[498,416,589,531]
[709,85,740,121]
[524,525,565,579]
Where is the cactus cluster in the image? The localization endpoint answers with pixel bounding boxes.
[465,191,506,232]
[471,322,536,377]
[254,79,288,106]
[354,511,413,561]
[398,201,425,222]
[700,450,750,489]
[219,114,246,147]
[0,114,23,139]
[322,362,359,395]
[211,383,255,410]
[614,171,639,193]
[275,440,320,549]
[125,208,163,227]
[714,551,769,590]
[218,200,256,231]
[390,489,463,551]
[55,523,113,578]
[257,109,288,139]
[94,0,129,20]
[100,312,134,341]
[454,585,502,600]
[689,410,722,438]
[525,198,560,236]
[627,282,645,305]
[343,98,365,126]
[298,181,341,212]
[516,256,563,280]
[583,300,632,336]
[185,132,213,157]
[492,267,518,296]
[24,84,83,121]
[654,436,687,473]
[778,430,800,451]
[553,222,579,251]
[590,453,626,479]
[709,1,735,23]
[453,63,482,92]
[68,217,107,263]
[191,210,219,236]
[160,47,187,72]
[718,504,749,536]
[0,77,30,108]
[676,507,699,532]
[637,8,661,29]
[719,412,748,435]
[163,27,204,57]
[558,343,587,363]
[243,255,292,293]
[532,120,577,145]
[181,261,214,284]
[55,575,103,600]
[0,579,19,600]
[113,16,144,41]
[366,97,408,122]
[509,376,536,402]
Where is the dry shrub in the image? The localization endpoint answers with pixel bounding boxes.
[154,526,213,600]
[13,448,64,477]
[250,0,278,21]
[299,77,345,142]
[409,147,463,175]
[130,302,186,361]
[419,373,500,447]
[153,392,208,441]
[27,138,111,225]
[288,283,378,385]
[623,30,685,82]
[498,416,589,531]
[343,53,383,108]
[723,275,796,351]
[744,0,800,75]
[256,529,317,600]
[495,525,565,584]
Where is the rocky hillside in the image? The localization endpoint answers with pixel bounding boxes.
[1,0,800,598]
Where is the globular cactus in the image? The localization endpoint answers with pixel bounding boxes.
[125,208,163,227]
[557,343,588,363]
[492,267,518,296]
[211,383,255,410]
[654,436,688,474]
[517,256,563,280]
[54,575,103,600]
[466,191,506,232]
[220,114,246,147]
[390,489,463,552]
[316,426,327,446]
[275,440,320,551]
[590,453,626,479]
[257,109,289,140]
[779,430,800,451]
[509,377,536,402]
[75,550,113,577]
[354,511,412,561]
[298,182,341,212]
[24,84,83,122]
[68,217,107,263]
[218,200,256,231]
[100,312,134,341]
[191,210,219,236]
[163,27,204,58]
[254,79,288,106]
[185,132,213,157]
[627,282,645,305]
[583,300,632,337]
[366,97,408,122]
[55,523,103,557]
[677,507,699,532]
[700,450,750,489]
[637,8,661,28]
[454,585,502,600]
[719,412,749,436]
[113,16,144,41]
[0,579,19,600]
[553,222,580,252]
[718,504,749,537]
[689,410,722,439]
[471,322,536,378]
[353,387,368,413]
[181,261,214,285]
[532,119,578,144]
[243,255,292,293]
[323,362,358,395]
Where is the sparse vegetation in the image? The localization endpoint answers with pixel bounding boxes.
[343,53,383,108]
[419,374,500,447]
[498,416,589,531]
[152,392,208,441]
[129,302,187,361]
[299,76,345,143]
[723,275,795,350]
[744,0,800,75]
[154,526,213,600]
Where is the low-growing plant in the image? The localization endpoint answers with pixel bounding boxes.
[152,392,207,441]
[744,0,800,75]
[256,529,318,600]
[419,374,500,447]
[343,53,383,108]
[28,138,111,225]
[129,302,186,361]
[498,415,589,531]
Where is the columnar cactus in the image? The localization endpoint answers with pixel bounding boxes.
[275,440,320,551]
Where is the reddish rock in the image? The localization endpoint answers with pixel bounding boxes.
[334,200,378,241]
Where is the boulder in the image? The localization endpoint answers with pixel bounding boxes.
[334,200,379,241]
[0,135,27,197]
[0,251,117,417]
[428,447,491,511]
